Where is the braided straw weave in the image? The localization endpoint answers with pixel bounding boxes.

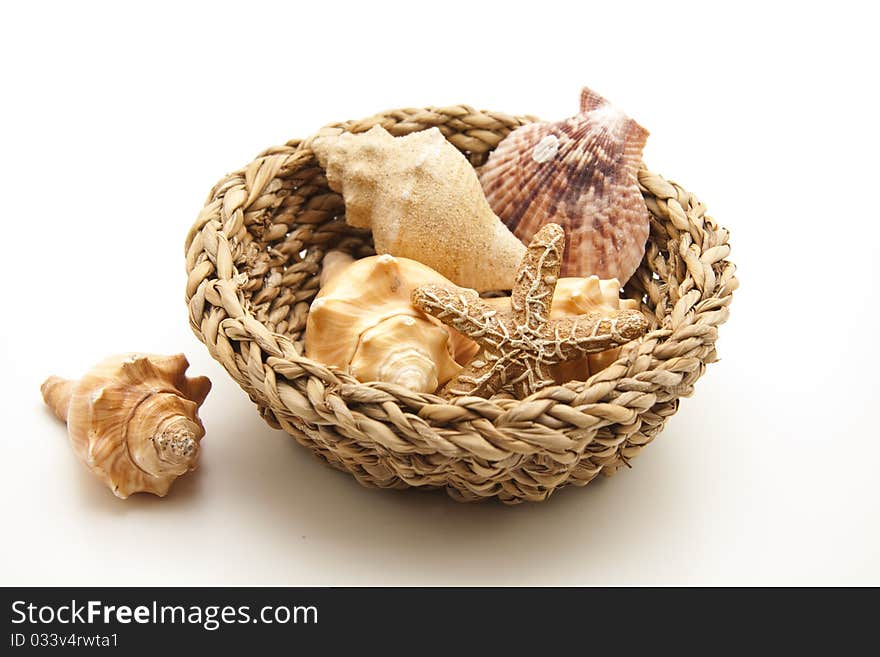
[184,105,737,503]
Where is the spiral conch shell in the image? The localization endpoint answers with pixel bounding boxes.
[484,276,640,381]
[305,252,478,393]
[478,87,651,284]
[40,354,211,498]
[311,125,526,291]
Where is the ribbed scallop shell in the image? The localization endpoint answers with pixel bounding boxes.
[478,87,650,284]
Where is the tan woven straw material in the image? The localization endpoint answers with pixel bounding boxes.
[184,105,738,504]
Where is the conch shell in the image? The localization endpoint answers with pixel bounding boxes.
[484,276,640,381]
[306,253,478,393]
[311,125,526,291]
[40,353,211,498]
[478,87,651,284]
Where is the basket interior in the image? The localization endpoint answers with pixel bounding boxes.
[220,125,665,371]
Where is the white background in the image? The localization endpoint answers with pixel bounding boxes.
[1,1,877,585]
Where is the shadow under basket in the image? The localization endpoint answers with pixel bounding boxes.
[184,105,738,504]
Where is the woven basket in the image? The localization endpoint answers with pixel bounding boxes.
[184,105,737,503]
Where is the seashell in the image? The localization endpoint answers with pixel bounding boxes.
[319,249,356,287]
[478,87,651,284]
[311,125,526,291]
[305,253,478,392]
[40,353,211,498]
[484,275,641,381]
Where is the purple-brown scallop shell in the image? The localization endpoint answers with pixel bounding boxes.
[478,87,650,284]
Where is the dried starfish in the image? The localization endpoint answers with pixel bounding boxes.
[411,223,647,398]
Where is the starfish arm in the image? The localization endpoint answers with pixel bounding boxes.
[510,355,557,399]
[412,284,511,350]
[442,349,516,398]
[511,224,564,332]
[543,309,648,361]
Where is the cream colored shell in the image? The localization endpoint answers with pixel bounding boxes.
[311,125,526,291]
[40,353,211,498]
[305,253,477,392]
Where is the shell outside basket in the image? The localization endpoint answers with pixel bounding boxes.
[184,105,738,504]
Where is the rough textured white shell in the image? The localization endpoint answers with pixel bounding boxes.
[312,125,526,291]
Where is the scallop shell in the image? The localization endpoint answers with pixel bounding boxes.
[478,87,650,284]
[305,254,478,392]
